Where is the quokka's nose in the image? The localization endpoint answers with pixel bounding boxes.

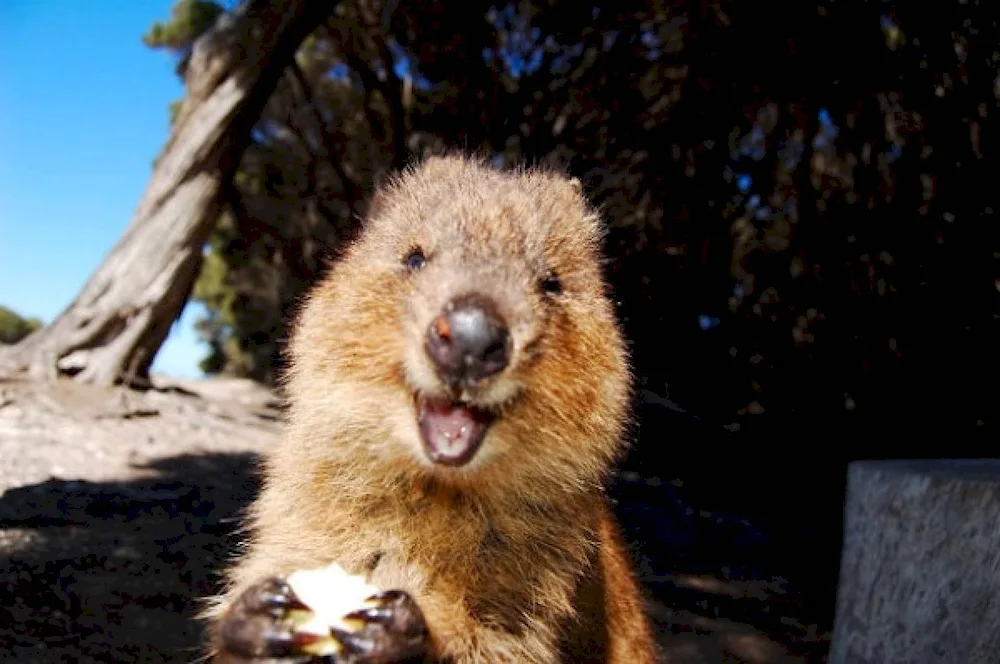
[425,294,511,389]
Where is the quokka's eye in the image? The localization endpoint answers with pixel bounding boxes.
[540,271,562,295]
[404,247,427,271]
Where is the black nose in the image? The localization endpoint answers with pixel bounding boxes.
[425,295,511,389]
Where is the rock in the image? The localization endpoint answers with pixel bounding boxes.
[830,459,1000,663]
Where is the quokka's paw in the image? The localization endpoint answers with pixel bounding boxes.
[216,565,429,664]
[216,575,318,661]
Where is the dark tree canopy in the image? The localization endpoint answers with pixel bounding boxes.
[144,0,994,455]
[3,0,992,481]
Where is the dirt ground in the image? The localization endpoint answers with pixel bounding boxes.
[0,375,830,663]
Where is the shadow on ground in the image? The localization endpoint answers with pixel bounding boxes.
[611,471,832,663]
[610,396,836,662]
[0,445,831,663]
[0,452,261,663]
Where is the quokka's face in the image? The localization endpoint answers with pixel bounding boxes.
[289,156,631,486]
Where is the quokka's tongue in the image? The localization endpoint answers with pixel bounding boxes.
[417,397,494,466]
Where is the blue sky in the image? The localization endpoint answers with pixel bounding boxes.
[0,1,209,378]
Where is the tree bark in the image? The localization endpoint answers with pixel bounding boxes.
[829,459,1000,664]
[0,0,338,386]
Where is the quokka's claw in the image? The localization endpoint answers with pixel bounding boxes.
[343,606,394,624]
[254,578,312,615]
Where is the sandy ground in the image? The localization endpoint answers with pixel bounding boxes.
[0,375,829,663]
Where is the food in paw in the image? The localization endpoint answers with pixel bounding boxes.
[285,562,381,656]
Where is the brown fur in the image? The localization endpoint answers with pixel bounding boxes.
[206,155,659,663]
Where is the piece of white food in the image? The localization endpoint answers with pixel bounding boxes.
[285,562,382,656]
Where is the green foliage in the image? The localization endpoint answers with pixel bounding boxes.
[0,305,42,345]
[143,0,224,53]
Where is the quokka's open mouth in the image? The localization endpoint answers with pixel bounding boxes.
[415,393,497,466]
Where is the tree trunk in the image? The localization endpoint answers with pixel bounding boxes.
[0,0,338,386]
[829,459,1000,664]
